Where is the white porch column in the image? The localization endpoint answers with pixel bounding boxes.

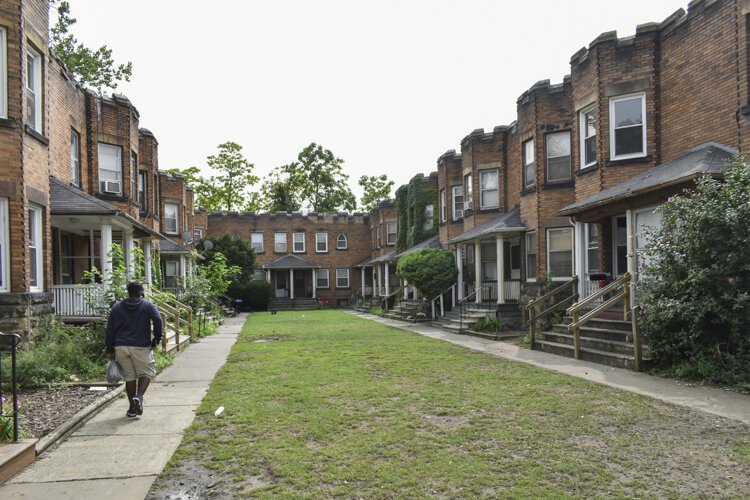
[100,222,113,286]
[496,235,505,304]
[626,209,637,302]
[361,267,365,296]
[290,269,295,298]
[474,240,482,304]
[144,240,153,286]
[384,262,390,296]
[180,255,187,283]
[574,221,586,299]
[123,230,135,278]
[265,269,270,282]
[456,246,464,300]
[312,269,317,298]
[403,279,409,299]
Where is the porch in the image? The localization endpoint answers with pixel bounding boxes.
[262,254,321,300]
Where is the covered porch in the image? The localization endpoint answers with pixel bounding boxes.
[262,254,320,299]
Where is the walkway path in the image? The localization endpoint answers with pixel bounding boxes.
[0,313,247,499]
[348,311,750,425]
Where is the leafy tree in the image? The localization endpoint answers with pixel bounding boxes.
[260,173,301,212]
[639,158,750,385]
[50,1,133,94]
[198,234,256,281]
[280,143,356,213]
[359,174,395,212]
[396,249,457,299]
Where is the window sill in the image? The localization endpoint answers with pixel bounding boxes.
[576,165,598,176]
[336,247,348,251]
[451,218,463,224]
[542,180,574,189]
[97,193,127,202]
[478,206,501,212]
[292,251,306,254]
[335,287,351,290]
[316,251,329,254]
[25,126,49,146]
[606,155,651,167]
[0,117,17,129]
[520,186,536,197]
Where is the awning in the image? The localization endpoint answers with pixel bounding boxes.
[369,251,397,264]
[262,254,320,270]
[158,239,192,254]
[447,207,525,245]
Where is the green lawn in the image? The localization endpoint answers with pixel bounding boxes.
[160,310,750,498]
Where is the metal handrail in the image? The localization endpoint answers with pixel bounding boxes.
[458,284,491,332]
[525,277,578,348]
[0,332,21,443]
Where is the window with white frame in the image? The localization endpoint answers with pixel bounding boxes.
[316,232,328,252]
[26,45,42,132]
[130,152,138,201]
[164,260,179,288]
[336,268,350,288]
[0,27,7,119]
[547,228,573,279]
[481,241,497,281]
[610,93,646,160]
[337,234,347,249]
[316,268,329,288]
[523,139,535,188]
[0,198,8,292]
[376,225,382,248]
[423,205,434,230]
[635,207,662,273]
[70,130,81,186]
[464,174,473,210]
[194,227,203,241]
[293,232,305,252]
[546,132,571,181]
[479,170,499,209]
[440,189,446,222]
[164,203,178,234]
[525,232,537,281]
[251,232,264,252]
[275,232,287,253]
[586,223,600,273]
[452,186,464,220]
[580,105,596,168]
[386,221,397,245]
[29,205,43,291]
[98,143,122,194]
[138,171,147,209]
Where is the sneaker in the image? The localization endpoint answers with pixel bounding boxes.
[133,394,144,415]
[126,403,137,418]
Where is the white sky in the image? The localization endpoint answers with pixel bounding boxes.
[67,0,687,203]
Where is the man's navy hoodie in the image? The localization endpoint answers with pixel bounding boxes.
[105,297,163,354]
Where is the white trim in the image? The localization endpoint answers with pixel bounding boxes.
[609,92,647,161]
[164,203,179,234]
[315,268,329,288]
[479,169,500,209]
[525,231,537,282]
[335,268,350,288]
[293,232,305,253]
[0,27,7,119]
[386,221,397,245]
[440,189,446,223]
[336,233,348,250]
[546,227,574,280]
[26,44,42,132]
[523,139,535,188]
[579,104,596,168]
[451,185,464,220]
[274,232,287,253]
[251,232,264,252]
[98,143,123,194]
[29,205,43,292]
[545,131,572,181]
[612,215,628,277]
[315,232,328,252]
[464,174,473,210]
[574,222,585,298]
[0,198,8,292]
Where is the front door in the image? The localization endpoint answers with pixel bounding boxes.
[293,270,306,298]
[613,215,628,276]
[275,271,288,298]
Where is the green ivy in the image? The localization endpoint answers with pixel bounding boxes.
[395,175,438,252]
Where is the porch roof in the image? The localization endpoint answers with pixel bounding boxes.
[370,250,397,264]
[558,142,737,216]
[158,238,192,254]
[50,176,163,239]
[447,207,524,245]
[262,254,320,269]
[395,235,440,258]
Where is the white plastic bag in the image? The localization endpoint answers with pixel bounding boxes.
[106,359,123,384]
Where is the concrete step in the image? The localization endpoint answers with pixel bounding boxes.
[540,330,636,356]
[536,340,638,370]
[562,316,632,332]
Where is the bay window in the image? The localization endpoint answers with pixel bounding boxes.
[452,186,463,220]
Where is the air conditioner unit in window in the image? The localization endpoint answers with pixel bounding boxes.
[103,180,121,194]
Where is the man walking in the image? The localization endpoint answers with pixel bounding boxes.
[106,282,163,418]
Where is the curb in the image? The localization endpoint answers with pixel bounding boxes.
[35,384,125,455]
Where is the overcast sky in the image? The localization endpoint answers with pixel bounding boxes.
[67,0,687,202]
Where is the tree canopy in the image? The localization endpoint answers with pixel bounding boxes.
[260,172,302,213]
[396,249,457,299]
[50,1,133,94]
[359,174,395,212]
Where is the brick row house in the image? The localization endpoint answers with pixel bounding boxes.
[0,0,198,338]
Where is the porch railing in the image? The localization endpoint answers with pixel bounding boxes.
[458,284,493,333]
[382,285,406,312]
[430,283,456,319]
[151,289,194,352]
[526,277,579,347]
[53,284,103,317]
[0,332,21,443]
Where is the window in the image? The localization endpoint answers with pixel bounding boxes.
[376,225,382,248]
[479,170,499,209]
[523,139,535,188]
[194,228,203,241]
[0,198,8,292]
[586,223,600,273]
[337,234,347,249]
[546,132,571,181]
[635,207,662,273]
[316,232,328,252]
[130,152,138,201]
[183,207,189,232]
[164,203,178,234]
[440,189,446,222]
[98,143,122,194]
[70,130,80,186]
[164,260,179,288]
[316,268,329,288]
[26,45,42,132]
[274,232,287,253]
[526,232,537,281]
[452,186,464,220]
[423,205,434,230]
[251,232,264,252]
[0,27,6,118]
[547,228,573,279]
[610,93,646,160]
[29,206,43,291]
[293,232,305,253]
[252,270,266,281]
[138,171,147,209]
[386,221,397,245]
[464,175,473,210]
[481,241,497,281]
[580,106,596,168]
[336,268,350,288]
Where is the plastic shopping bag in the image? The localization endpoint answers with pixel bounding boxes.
[106,358,123,384]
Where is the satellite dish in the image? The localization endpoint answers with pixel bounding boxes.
[181,231,193,244]
[203,240,214,251]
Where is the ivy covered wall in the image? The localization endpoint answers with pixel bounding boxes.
[395,173,438,252]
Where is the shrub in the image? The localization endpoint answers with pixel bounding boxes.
[474,317,502,333]
[396,248,457,299]
[229,280,272,311]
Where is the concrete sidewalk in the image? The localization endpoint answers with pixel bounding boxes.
[0,313,247,499]
[348,311,750,425]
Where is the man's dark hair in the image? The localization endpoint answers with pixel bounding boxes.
[127,282,144,298]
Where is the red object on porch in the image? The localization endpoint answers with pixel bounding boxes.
[599,280,607,288]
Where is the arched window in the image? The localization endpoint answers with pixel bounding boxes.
[336,234,348,250]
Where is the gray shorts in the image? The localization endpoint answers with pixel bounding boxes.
[114,346,156,381]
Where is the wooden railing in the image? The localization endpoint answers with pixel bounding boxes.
[430,284,456,319]
[53,284,103,317]
[526,277,578,347]
[382,285,406,311]
[151,289,193,353]
[567,272,636,366]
